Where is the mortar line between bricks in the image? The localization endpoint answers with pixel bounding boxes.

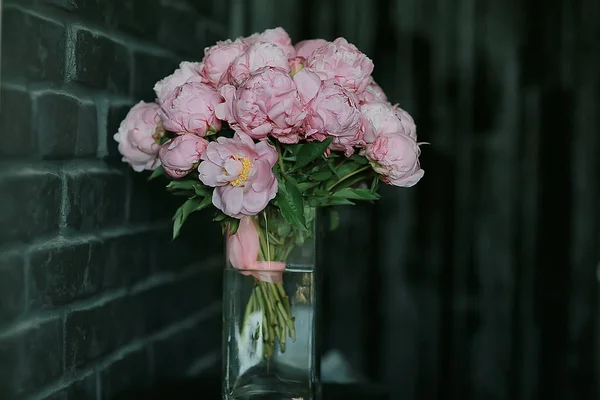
[29,259,219,315]
[127,258,223,295]
[0,314,62,340]
[26,82,135,105]
[63,24,77,82]
[96,97,110,158]
[8,3,180,58]
[58,166,70,230]
[95,371,102,400]
[28,303,222,400]
[185,349,221,377]
[4,220,170,254]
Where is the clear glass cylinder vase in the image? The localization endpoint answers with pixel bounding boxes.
[222,206,320,400]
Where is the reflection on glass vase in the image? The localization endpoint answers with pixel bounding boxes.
[222,206,320,400]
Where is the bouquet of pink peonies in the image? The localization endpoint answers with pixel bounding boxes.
[114,27,424,359]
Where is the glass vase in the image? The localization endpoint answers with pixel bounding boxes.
[222,206,320,400]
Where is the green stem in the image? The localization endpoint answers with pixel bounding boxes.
[257,226,269,261]
[259,282,277,326]
[327,165,371,192]
[240,290,256,340]
[276,143,286,174]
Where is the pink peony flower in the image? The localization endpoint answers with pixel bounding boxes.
[393,106,417,140]
[158,82,223,136]
[359,78,388,103]
[216,67,304,143]
[246,27,295,58]
[198,133,278,218]
[305,37,374,93]
[225,42,290,87]
[302,77,363,156]
[201,38,248,87]
[158,134,209,178]
[227,216,285,283]
[154,62,203,104]
[289,56,305,76]
[113,101,163,172]
[365,133,424,187]
[294,39,329,59]
[227,216,260,270]
[361,101,417,143]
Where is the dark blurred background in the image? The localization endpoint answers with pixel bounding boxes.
[0,0,598,399]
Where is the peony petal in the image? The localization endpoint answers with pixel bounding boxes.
[212,186,224,211]
[198,161,224,187]
[251,261,285,283]
[221,185,244,217]
[223,158,243,177]
[293,68,321,104]
[254,141,278,167]
[227,216,260,270]
[241,188,270,214]
[390,168,424,187]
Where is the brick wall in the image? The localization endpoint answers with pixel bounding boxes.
[0,1,230,398]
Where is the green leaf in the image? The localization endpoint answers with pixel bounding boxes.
[312,169,333,181]
[193,184,211,197]
[167,180,197,191]
[227,218,240,236]
[335,175,369,191]
[297,181,320,193]
[332,188,380,201]
[334,161,361,179]
[275,175,306,231]
[172,196,212,239]
[293,137,332,171]
[322,197,356,206]
[308,196,355,207]
[370,175,380,194]
[213,212,228,222]
[148,165,165,181]
[350,154,369,165]
[283,143,304,156]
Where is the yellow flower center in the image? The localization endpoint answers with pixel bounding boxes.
[229,156,252,187]
[152,121,165,143]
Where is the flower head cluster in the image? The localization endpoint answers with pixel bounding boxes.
[115,27,424,221]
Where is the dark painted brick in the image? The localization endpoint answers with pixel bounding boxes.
[0,167,61,243]
[106,104,134,160]
[73,29,130,94]
[158,7,203,57]
[132,52,180,100]
[29,238,105,307]
[0,87,35,157]
[143,269,221,333]
[1,8,66,81]
[36,93,97,159]
[99,349,151,399]
[65,295,146,369]
[185,0,229,24]
[0,318,63,397]
[129,169,179,223]
[153,211,223,271]
[102,230,155,288]
[45,375,97,400]
[66,168,127,231]
[0,250,25,324]
[203,23,231,49]
[47,0,161,41]
[152,313,220,377]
